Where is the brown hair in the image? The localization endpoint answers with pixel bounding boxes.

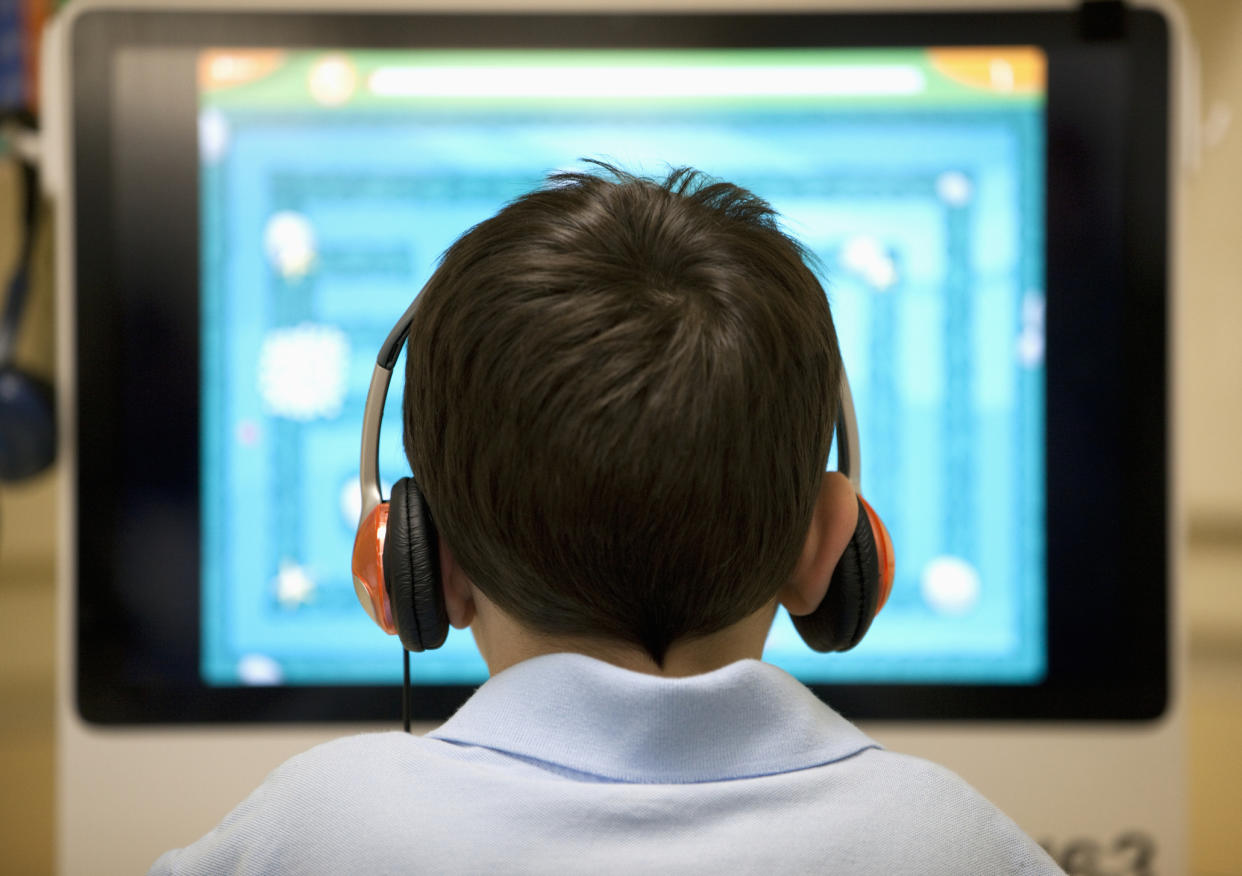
[403,165,841,665]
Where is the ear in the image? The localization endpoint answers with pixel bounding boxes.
[779,472,859,617]
[438,536,476,629]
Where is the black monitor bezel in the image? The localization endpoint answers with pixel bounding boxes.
[70,8,1169,724]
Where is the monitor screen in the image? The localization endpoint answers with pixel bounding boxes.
[70,9,1169,723]
[198,47,1047,688]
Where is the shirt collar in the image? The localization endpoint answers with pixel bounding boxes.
[428,653,879,784]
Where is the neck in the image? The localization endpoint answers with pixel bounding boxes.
[471,595,778,678]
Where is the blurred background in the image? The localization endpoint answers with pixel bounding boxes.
[1,1,1239,873]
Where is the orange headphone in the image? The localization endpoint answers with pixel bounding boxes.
[352,300,894,654]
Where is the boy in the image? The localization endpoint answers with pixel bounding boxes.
[151,166,1062,874]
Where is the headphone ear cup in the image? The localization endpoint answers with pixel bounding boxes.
[382,477,449,652]
[0,368,55,482]
[792,496,881,653]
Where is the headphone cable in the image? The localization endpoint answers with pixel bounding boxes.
[402,647,412,733]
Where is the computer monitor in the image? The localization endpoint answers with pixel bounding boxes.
[68,8,1168,723]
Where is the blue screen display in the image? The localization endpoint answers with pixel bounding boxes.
[200,48,1046,686]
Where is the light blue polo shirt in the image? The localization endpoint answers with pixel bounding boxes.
[151,654,1062,874]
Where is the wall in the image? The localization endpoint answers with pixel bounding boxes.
[1178,3,1242,874]
[0,147,57,873]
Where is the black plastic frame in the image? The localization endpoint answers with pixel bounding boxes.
[70,8,1169,724]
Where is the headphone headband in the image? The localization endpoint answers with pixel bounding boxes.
[836,371,861,491]
[356,302,861,525]
[357,298,418,522]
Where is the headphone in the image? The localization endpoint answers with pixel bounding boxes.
[0,155,56,483]
[352,300,895,655]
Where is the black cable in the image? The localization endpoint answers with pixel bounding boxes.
[0,149,39,367]
[402,648,411,733]
[0,114,57,485]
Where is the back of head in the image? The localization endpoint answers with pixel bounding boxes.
[403,165,841,665]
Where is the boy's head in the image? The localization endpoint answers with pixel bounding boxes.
[403,165,842,666]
